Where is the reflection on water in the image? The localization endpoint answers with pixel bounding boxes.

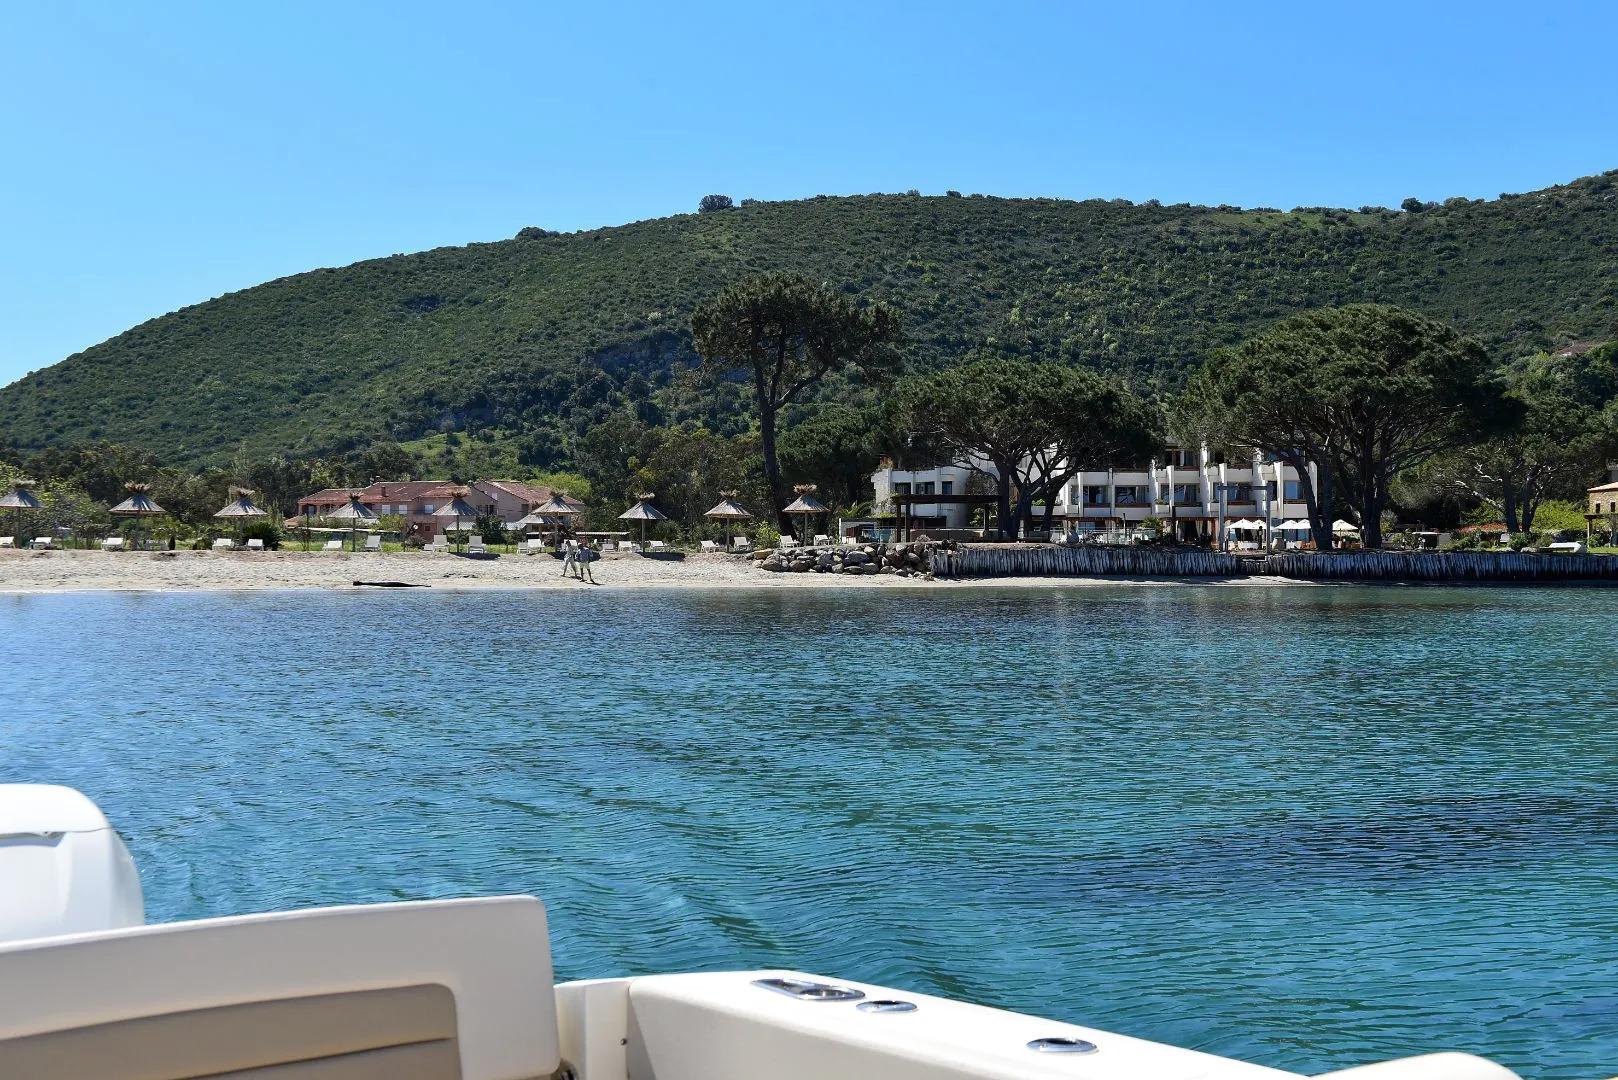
[4,585,1616,1078]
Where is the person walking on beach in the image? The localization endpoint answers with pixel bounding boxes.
[560,538,578,579]
[577,540,598,583]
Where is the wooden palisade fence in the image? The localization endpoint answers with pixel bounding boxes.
[929,545,1618,584]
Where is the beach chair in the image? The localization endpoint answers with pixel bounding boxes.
[32,537,53,550]
[0,537,13,548]
[101,537,125,551]
[648,539,666,551]
[246,538,265,551]
[467,539,487,555]
[322,539,343,552]
[212,538,236,551]
[700,539,719,552]
[363,534,381,552]
[626,542,643,553]
[731,537,752,552]
[813,534,831,546]
[427,535,448,552]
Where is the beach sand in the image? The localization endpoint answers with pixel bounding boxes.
[0,548,1305,593]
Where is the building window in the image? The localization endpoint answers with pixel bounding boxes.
[1158,483,1199,505]
[893,482,910,496]
[1229,483,1252,503]
[1114,485,1145,506]
[916,481,935,495]
[423,503,436,513]
[940,480,953,495]
[1165,447,1196,468]
[1284,481,1301,500]
[1084,485,1108,506]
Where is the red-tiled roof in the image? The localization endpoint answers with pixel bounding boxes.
[361,481,451,503]
[484,479,586,509]
[294,479,588,512]
[296,488,360,506]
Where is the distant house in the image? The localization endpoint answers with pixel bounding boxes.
[1585,464,1618,541]
[292,479,584,540]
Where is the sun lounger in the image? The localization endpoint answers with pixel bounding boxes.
[777,535,795,549]
[212,538,236,550]
[101,537,125,551]
[31,537,53,550]
[699,540,719,552]
[246,538,265,551]
[0,537,13,548]
[626,542,643,553]
[363,534,381,551]
[647,540,666,551]
[322,539,343,552]
[731,537,752,552]
[813,534,831,546]
[467,540,487,555]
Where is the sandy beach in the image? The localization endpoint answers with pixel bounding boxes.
[0,548,1303,593]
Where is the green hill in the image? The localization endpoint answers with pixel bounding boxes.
[3,173,1616,466]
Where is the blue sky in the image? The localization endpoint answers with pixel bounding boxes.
[2,1,1615,387]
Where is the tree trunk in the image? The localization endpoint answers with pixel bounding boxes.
[994,460,1016,540]
[1013,490,1035,540]
[759,407,786,531]
[1361,481,1384,549]
[1293,457,1333,551]
[1502,481,1520,534]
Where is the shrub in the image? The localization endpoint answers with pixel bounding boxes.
[237,519,284,550]
[698,194,734,213]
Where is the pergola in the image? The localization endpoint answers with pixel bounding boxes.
[889,492,1001,541]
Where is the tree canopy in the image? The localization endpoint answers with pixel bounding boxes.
[691,273,901,524]
[1434,342,1618,532]
[894,357,1158,538]
[1180,304,1515,547]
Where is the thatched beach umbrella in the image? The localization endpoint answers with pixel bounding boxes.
[326,493,378,552]
[432,488,482,553]
[110,483,166,550]
[0,479,42,545]
[703,490,753,549]
[618,493,668,545]
[782,484,828,545]
[530,491,580,547]
[212,486,267,544]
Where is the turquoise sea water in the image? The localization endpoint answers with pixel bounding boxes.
[4,586,1615,1078]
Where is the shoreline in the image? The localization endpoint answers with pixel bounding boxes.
[0,548,1308,595]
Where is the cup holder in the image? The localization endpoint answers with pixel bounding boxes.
[856,999,918,1014]
[751,977,865,1002]
[1028,1036,1099,1054]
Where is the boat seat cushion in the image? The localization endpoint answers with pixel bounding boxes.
[0,896,557,1080]
[0,984,460,1079]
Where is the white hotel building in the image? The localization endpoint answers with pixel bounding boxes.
[873,447,1316,544]
[1049,445,1316,544]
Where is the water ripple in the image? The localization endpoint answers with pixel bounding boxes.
[2,585,1615,1079]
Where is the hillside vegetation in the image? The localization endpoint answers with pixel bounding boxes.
[3,173,1616,466]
